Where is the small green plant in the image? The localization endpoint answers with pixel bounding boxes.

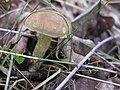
[14,56,25,64]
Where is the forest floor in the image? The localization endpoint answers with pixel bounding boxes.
[0,0,120,90]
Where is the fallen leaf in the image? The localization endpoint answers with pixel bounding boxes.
[95,77,120,90]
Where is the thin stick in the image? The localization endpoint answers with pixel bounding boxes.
[0,49,75,65]
[94,52,120,71]
[105,0,120,3]
[0,83,5,86]
[82,65,117,74]
[87,0,120,3]
[0,8,22,18]
[76,74,120,87]
[55,34,120,90]
[0,28,35,37]
[54,0,85,12]
[9,79,25,90]
[15,67,34,88]
[32,68,61,90]
[65,72,120,87]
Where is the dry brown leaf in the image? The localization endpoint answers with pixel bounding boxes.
[95,77,120,90]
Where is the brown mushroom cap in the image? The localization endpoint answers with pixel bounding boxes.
[24,9,71,38]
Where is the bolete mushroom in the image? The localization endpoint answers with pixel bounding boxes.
[25,9,71,38]
[24,9,71,72]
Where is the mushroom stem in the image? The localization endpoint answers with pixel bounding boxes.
[24,9,72,72]
[29,33,51,72]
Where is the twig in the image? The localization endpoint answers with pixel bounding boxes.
[64,72,120,87]
[9,79,25,90]
[0,83,5,86]
[82,65,117,74]
[72,0,100,22]
[0,31,10,40]
[54,0,85,12]
[0,28,35,38]
[105,0,120,3]
[55,34,120,90]
[0,8,22,18]
[94,52,120,71]
[15,66,34,88]
[77,74,120,87]
[42,64,118,74]
[87,0,120,3]
[32,68,61,90]
[0,50,75,65]
[112,62,120,65]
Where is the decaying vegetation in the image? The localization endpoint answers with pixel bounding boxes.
[0,0,120,90]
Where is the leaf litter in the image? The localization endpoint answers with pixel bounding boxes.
[0,0,120,90]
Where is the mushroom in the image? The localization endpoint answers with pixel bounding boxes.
[24,9,71,72]
[25,9,71,38]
